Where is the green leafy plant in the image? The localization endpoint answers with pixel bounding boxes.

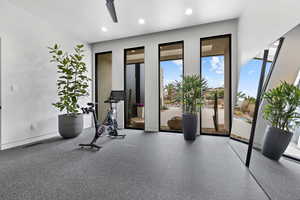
[48,44,91,114]
[177,75,207,114]
[263,81,300,132]
[237,91,246,100]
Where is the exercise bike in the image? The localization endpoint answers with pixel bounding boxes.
[79,91,126,150]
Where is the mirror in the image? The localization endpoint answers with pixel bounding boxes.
[229,38,282,163]
[232,24,300,200]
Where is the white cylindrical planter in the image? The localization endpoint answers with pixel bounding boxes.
[137,107,144,118]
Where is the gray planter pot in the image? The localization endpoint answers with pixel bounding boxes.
[262,126,293,161]
[182,113,198,141]
[58,114,83,139]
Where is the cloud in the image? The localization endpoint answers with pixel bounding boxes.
[218,80,224,87]
[204,75,210,80]
[209,56,224,74]
[164,79,173,86]
[214,79,224,87]
[171,60,183,71]
[171,60,183,66]
[216,70,224,74]
[248,70,255,75]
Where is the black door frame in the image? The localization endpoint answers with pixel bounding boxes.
[199,34,232,136]
[94,51,112,118]
[245,49,269,167]
[124,46,145,130]
[158,41,184,133]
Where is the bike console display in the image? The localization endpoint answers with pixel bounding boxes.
[110,90,125,101]
[104,90,125,104]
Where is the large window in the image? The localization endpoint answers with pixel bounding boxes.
[124,47,145,129]
[200,35,231,135]
[159,41,184,132]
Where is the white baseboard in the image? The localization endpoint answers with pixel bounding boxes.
[0,132,59,150]
[145,127,158,132]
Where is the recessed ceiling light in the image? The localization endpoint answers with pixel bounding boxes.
[101,27,108,32]
[138,18,145,25]
[185,8,193,16]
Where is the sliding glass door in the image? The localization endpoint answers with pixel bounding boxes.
[124,47,145,129]
[159,41,184,132]
[200,35,231,135]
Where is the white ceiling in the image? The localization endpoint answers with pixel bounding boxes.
[8,0,246,43]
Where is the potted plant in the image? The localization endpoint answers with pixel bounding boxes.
[262,81,300,160]
[178,75,207,140]
[48,44,91,139]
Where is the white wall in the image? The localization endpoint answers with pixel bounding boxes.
[238,0,300,67]
[254,25,300,148]
[0,0,92,149]
[92,19,238,132]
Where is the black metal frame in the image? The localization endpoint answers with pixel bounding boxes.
[261,37,284,94]
[135,64,141,104]
[94,51,113,118]
[158,41,184,133]
[124,46,145,130]
[199,34,232,136]
[245,49,269,167]
[283,154,300,163]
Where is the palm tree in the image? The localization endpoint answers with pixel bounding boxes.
[164,83,175,102]
[237,91,246,100]
[244,95,256,109]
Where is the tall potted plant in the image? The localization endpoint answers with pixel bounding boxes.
[48,44,91,139]
[178,75,207,140]
[262,81,300,160]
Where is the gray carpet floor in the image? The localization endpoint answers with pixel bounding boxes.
[229,140,300,200]
[0,129,269,200]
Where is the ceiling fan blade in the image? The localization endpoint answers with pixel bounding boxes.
[106,0,118,23]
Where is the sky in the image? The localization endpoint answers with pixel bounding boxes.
[160,57,225,88]
[160,56,271,98]
[238,59,271,98]
[202,56,224,88]
[161,60,183,87]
